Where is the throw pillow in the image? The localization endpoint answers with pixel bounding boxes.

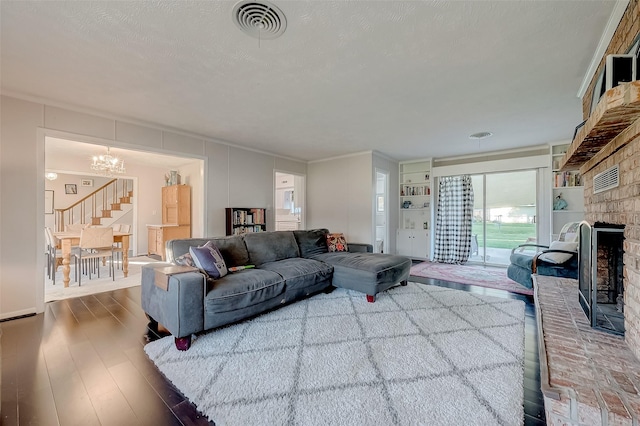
[174,252,195,267]
[538,241,578,264]
[326,233,348,252]
[189,241,228,279]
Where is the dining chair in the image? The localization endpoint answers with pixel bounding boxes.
[74,227,115,286]
[45,228,51,278]
[112,224,131,269]
[45,227,65,285]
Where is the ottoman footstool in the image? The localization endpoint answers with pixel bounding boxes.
[312,252,412,302]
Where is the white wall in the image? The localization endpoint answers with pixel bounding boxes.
[228,147,277,229]
[1,97,44,319]
[0,95,306,319]
[170,160,204,239]
[307,152,374,245]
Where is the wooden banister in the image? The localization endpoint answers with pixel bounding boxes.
[54,178,133,231]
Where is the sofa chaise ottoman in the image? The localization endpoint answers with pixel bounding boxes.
[141,229,411,350]
[293,229,412,302]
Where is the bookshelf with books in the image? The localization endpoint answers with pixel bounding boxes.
[397,159,431,259]
[225,207,267,236]
[550,143,584,239]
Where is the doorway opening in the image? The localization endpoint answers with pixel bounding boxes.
[469,170,538,266]
[375,169,389,253]
[274,171,305,231]
[44,136,205,302]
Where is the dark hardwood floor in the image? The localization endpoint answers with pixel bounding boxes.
[1,278,545,425]
[411,276,546,426]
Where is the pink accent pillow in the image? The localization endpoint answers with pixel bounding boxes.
[326,233,348,252]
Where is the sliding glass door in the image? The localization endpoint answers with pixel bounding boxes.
[469,170,537,266]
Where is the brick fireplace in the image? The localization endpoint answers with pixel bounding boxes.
[539,112,640,424]
[578,222,626,335]
[582,132,640,357]
[536,3,640,423]
[574,0,640,359]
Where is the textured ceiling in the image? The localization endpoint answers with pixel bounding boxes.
[0,1,618,161]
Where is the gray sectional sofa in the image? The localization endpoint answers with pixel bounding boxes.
[141,228,411,350]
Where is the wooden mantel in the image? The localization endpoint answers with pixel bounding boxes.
[559,81,640,171]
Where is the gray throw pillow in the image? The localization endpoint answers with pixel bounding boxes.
[189,241,228,279]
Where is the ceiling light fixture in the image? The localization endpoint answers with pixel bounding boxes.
[91,147,125,176]
[45,172,58,181]
[469,132,493,140]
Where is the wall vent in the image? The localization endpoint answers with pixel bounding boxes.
[593,165,619,194]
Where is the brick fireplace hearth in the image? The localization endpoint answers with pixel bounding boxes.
[542,83,640,425]
[538,2,640,423]
[535,275,640,425]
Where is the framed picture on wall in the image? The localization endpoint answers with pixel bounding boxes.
[65,184,77,194]
[81,179,93,187]
[45,190,54,214]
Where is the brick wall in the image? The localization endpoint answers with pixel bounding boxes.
[581,0,640,359]
[582,137,640,357]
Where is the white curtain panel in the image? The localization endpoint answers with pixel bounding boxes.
[434,175,474,264]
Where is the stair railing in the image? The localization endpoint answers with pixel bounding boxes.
[54,179,131,231]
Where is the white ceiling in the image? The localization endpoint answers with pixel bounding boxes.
[0,1,620,162]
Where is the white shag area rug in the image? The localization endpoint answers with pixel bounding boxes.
[45,255,159,301]
[145,282,525,426]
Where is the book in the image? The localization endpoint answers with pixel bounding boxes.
[154,265,198,290]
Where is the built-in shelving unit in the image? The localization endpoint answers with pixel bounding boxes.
[397,159,431,259]
[225,207,266,235]
[551,144,584,239]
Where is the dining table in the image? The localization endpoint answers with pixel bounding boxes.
[52,230,132,288]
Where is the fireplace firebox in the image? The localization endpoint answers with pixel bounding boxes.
[578,221,625,335]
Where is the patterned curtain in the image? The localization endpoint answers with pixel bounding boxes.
[433,175,474,264]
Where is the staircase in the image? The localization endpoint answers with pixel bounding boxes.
[55,179,134,231]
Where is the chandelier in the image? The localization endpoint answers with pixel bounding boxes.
[91,147,125,176]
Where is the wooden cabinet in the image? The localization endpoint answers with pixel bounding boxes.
[148,184,191,260]
[147,225,190,260]
[162,184,191,225]
[397,229,429,259]
[226,207,266,235]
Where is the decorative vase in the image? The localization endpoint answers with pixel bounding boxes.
[169,170,178,186]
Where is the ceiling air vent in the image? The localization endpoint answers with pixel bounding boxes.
[232,1,287,40]
[593,165,619,194]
